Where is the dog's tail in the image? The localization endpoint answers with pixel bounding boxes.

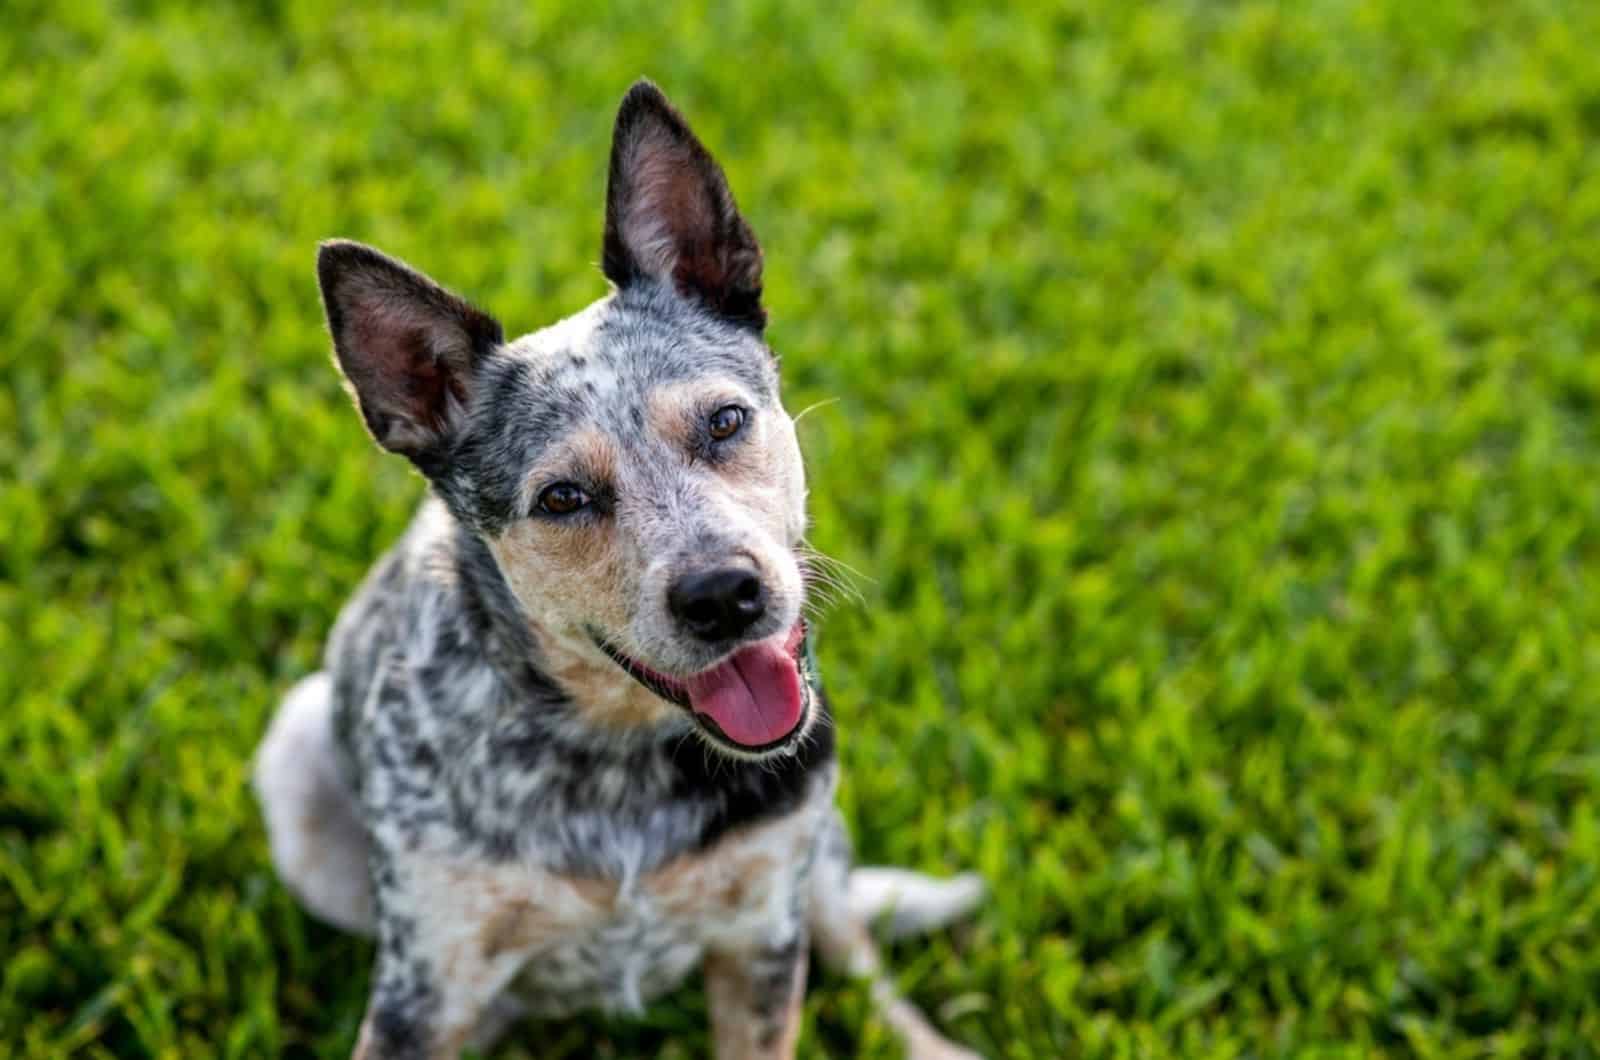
[253,672,377,936]
[846,867,986,941]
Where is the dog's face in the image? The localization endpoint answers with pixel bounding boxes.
[317,82,816,757]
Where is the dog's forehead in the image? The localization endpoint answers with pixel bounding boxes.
[498,290,776,443]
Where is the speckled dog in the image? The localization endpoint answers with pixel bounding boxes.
[253,81,984,1059]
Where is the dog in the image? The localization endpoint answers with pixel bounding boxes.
[253,80,984,1059]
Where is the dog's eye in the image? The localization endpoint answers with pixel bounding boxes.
[708,405,745,441]
[538,482,590,516]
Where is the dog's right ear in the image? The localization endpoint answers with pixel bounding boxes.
[317,240,503,459]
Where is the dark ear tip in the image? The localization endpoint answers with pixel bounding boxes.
[317,239,387,285]
[318,240,366,293]
[615,78,688,138]
[619,78,669,113]
[317,238,370,263]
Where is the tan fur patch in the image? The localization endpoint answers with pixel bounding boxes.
[646,379,806,546]
[704,948,808,1059]
[534,623,680,731]
[642,803,814,925]
[481,897,558,960]
[568,874,621,907]
[520,426,618,511]
[414,861,620,973]
[644,380,711,446]
[489,426,680,732]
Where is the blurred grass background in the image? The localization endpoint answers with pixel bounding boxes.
[5,0,1600,1056]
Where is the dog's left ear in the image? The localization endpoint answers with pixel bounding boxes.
[602,80,765,330]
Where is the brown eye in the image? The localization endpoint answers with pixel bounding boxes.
[708,405,745,441]
[538,482,590,515]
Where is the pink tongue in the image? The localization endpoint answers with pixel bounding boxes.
[686,636,804,747]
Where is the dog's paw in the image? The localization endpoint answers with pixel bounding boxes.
[882,994,986,1060]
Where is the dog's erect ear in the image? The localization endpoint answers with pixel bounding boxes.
[317,240,503,458]
[602,80,766,329]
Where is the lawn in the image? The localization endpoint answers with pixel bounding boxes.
[5,0,1600,1056]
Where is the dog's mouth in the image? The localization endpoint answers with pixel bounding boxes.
[589,623,812,753]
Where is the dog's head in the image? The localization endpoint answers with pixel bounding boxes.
[317,81,815,757]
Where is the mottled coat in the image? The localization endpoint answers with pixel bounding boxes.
[254,80,982,1059]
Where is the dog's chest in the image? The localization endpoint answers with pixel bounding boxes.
[448,796,823,1017]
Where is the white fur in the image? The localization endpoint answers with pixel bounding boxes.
[849,868,987,940]
[252,673,375,934]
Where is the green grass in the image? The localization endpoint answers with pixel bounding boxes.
[5,0,1600,1055]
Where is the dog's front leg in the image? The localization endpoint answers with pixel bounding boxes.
[351,851,533,1060]
[704,934,809,1060]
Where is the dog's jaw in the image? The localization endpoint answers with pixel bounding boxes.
[518,615,688,733]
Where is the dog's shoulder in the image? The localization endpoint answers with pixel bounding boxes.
[324,499,480,734]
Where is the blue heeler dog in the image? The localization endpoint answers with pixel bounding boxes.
[253,80,984,1059]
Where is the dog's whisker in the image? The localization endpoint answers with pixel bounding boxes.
[799,578,854,614]
[800,550,874,592]
[797,554,863,590]
[790,396,840,425]
[796,541,873,588]
[799,567,865,611]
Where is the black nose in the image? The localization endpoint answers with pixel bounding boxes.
[669,566,767,642]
